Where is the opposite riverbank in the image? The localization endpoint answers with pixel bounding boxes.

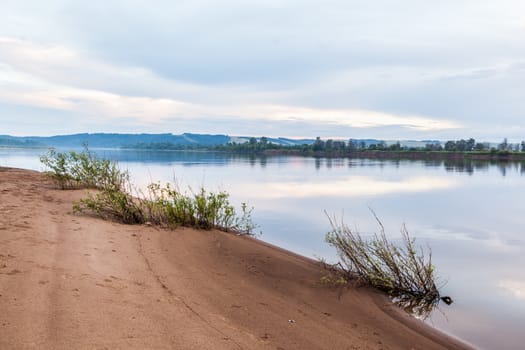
[247,149,525,162]
[0,168,472,349]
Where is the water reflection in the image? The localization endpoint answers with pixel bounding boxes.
[236,176,458,199]
[395,296,443,320]
[2,148,525,176]
[498,280,525,300]
[311,156,525,176]
[315,158,321,170]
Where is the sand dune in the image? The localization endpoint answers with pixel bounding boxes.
[0,168,471,349]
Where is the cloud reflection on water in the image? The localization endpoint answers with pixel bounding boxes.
[498,280,525,300]
[235,175,459,199]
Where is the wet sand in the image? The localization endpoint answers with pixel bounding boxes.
[0,168,472,349]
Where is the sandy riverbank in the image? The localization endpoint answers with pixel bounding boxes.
[0,168,472,349]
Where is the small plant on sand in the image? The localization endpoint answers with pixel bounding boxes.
[142,182,258,234]
[144,182,234,228]
[325,211,451,318]
[40,145,122,190]
[233,202,258,235]
[73,176,145,225]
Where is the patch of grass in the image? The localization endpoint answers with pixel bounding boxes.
[325,211,451,318]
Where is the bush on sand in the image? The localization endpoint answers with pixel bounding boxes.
[325,212,451,318]
[41,148,257,234]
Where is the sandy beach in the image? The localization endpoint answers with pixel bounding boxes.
[0,167,472,350]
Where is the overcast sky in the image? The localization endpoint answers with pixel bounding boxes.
[1,1,524,141]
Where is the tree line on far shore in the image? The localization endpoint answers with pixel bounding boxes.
[212,136,525,154]
[118,136,525,158]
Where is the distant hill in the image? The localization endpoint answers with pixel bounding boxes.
[0,133,317,149]
[0,133,231,148]
[0,133,440,149]
[0,136,46,148]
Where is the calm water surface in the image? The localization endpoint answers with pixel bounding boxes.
[2,148,524,350]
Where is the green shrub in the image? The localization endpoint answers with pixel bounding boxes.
[74,188,145,224]
[143,182,257,234]
[325,212,450,318]
[40,146,123,190]
[41,147,257,234]
[234,202,257,235]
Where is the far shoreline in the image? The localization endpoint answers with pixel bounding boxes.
[4,144,525,163]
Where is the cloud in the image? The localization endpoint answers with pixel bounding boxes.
[0,86,189,123]
[0,36,204,100]
[0,36,460,135]
[238,105,461,131]
[52,0,525,84]
[1,0,525,140]
[0,75,460,133]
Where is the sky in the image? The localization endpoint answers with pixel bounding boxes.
[1,1,525,141]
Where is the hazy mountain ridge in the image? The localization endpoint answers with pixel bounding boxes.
[0,133,230,148]
[0,133,438,149]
